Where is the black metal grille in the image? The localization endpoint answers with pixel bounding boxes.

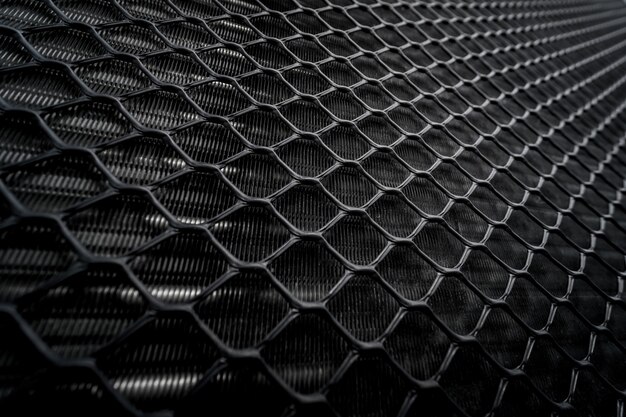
[1,0,625,416]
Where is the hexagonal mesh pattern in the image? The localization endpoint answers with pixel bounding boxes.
[0,0,625,416]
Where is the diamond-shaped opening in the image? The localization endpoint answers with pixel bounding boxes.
[357,114,402,146]
[222,152,291,197]
[327,353,410,417]
[527,252,569,298]
[319,91,366,121]
[65,194,168,256]
[524,338,573,402]
[239,73,293,105]
[485,228,529,270]
[442,202,489,243]
[548,306,591,360]
[3,153,108,212]
[117,0,177,21]
[276,138,334,177]
[284,66,332,96]
[143,52,211,86]
[269,240,344,302]
[568,277,607,325]
[154,171,237,224]
[245,41,296,70]
[211,205,290,262]
[199,46,256,77]
[0,33,32,68]
[128,231,229,303]
[0,114,53,168]
[354,82,395,111]
[124,90,200,130]
[45,101,133,147]
[56,0,126,24]
[384,311,450,380]
[395,138,439,172]
[402,177,449,216]
[0,220,77,302]
[506,208,546,247]
[319,61,360,87]
[188,81,250,116]
[327,273,399,341]
[18,264,146,358]
[232,109,293,148]
[207,17,260,44]
[325,215,387,265]
[99,23,167,54]
[376,244,438,301]
[431,162,474,197]
[280,100,333,133]
[0,67,81,109]
[0,0,59,29]
[98,136,186,185]
[388,106,429,135]
[97,315,219,412]
[429,276,484,335]
[459,250,510,299]
[361,151,411,188]
[468,184,510,223]
[196,271,289,348]
[438,346,501,417]
[476,308,528,369]
[273,184,338,232]
[494,379,555,417]
[413,222,466,269]
[177,361,291,417]
[75,58,152,96]
[506,277,552,330]
[261,313,350,393]
[159,21,216,49]
[285,38,327,63]
[171,121,245,165]
[320,124,371,161]
[368,193,423,238]
[322,165,378,208]
[26,27,107,63]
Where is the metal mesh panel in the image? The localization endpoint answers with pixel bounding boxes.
[0,0,625,416]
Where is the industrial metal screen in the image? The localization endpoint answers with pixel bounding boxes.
[0,0,625,416]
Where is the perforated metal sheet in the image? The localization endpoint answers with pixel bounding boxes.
[0,0,625,416]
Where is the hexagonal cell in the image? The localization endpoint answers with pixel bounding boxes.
[211,205,290,262]
[143,52,211,86]
[476,308,528,369]
[171,121,245,165]
[324,215,387,265]
[357,114,403,146]
[159,21,216,49]
[75,58,152,96]
[484,228,529,271]
[188,81,250,116]
[0,114,53,168]
[154,171,237,224]
[327,273,399,341]
[56,0,126,24]
[45,101,133,147]
[442,202,489,243]
[320,124,371,161]
[123,90,201,130]
[199,46,256,77]
[459,250,511,299]
[395,138,439,172]
[269,240,344,302]
[280,100,333,133]
[97,136,186,185]
[384,311,451,380]
[0,0,59,29]
[97,315,219,412]
[438,346,501,417]
[3,153,108,212]
[273,184,338,232]
[128,231,229,303]
[222,153,291,198]
[177,361,291,417]
[527,253,569,298]
[429,276,484,335]
[361,151,411,188]
[18,265,146,358]
[327,353,410,417]
[261,314,350,393]
[208,17,261,44]
[196,271,289,348]
[368,193,423,238]
[0,67,81,109]
[413,222,466,269]
[376,244,438,301]
[319,91,366,121]
[402,176,449,216]
[65,194,169,256]
[99,23,167,54]
[276,138,335,177]
[232,109,292,147]
[26,27,107,63]
[321,165,378,208]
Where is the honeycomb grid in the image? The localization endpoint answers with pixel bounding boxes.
[0,0,625,416]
